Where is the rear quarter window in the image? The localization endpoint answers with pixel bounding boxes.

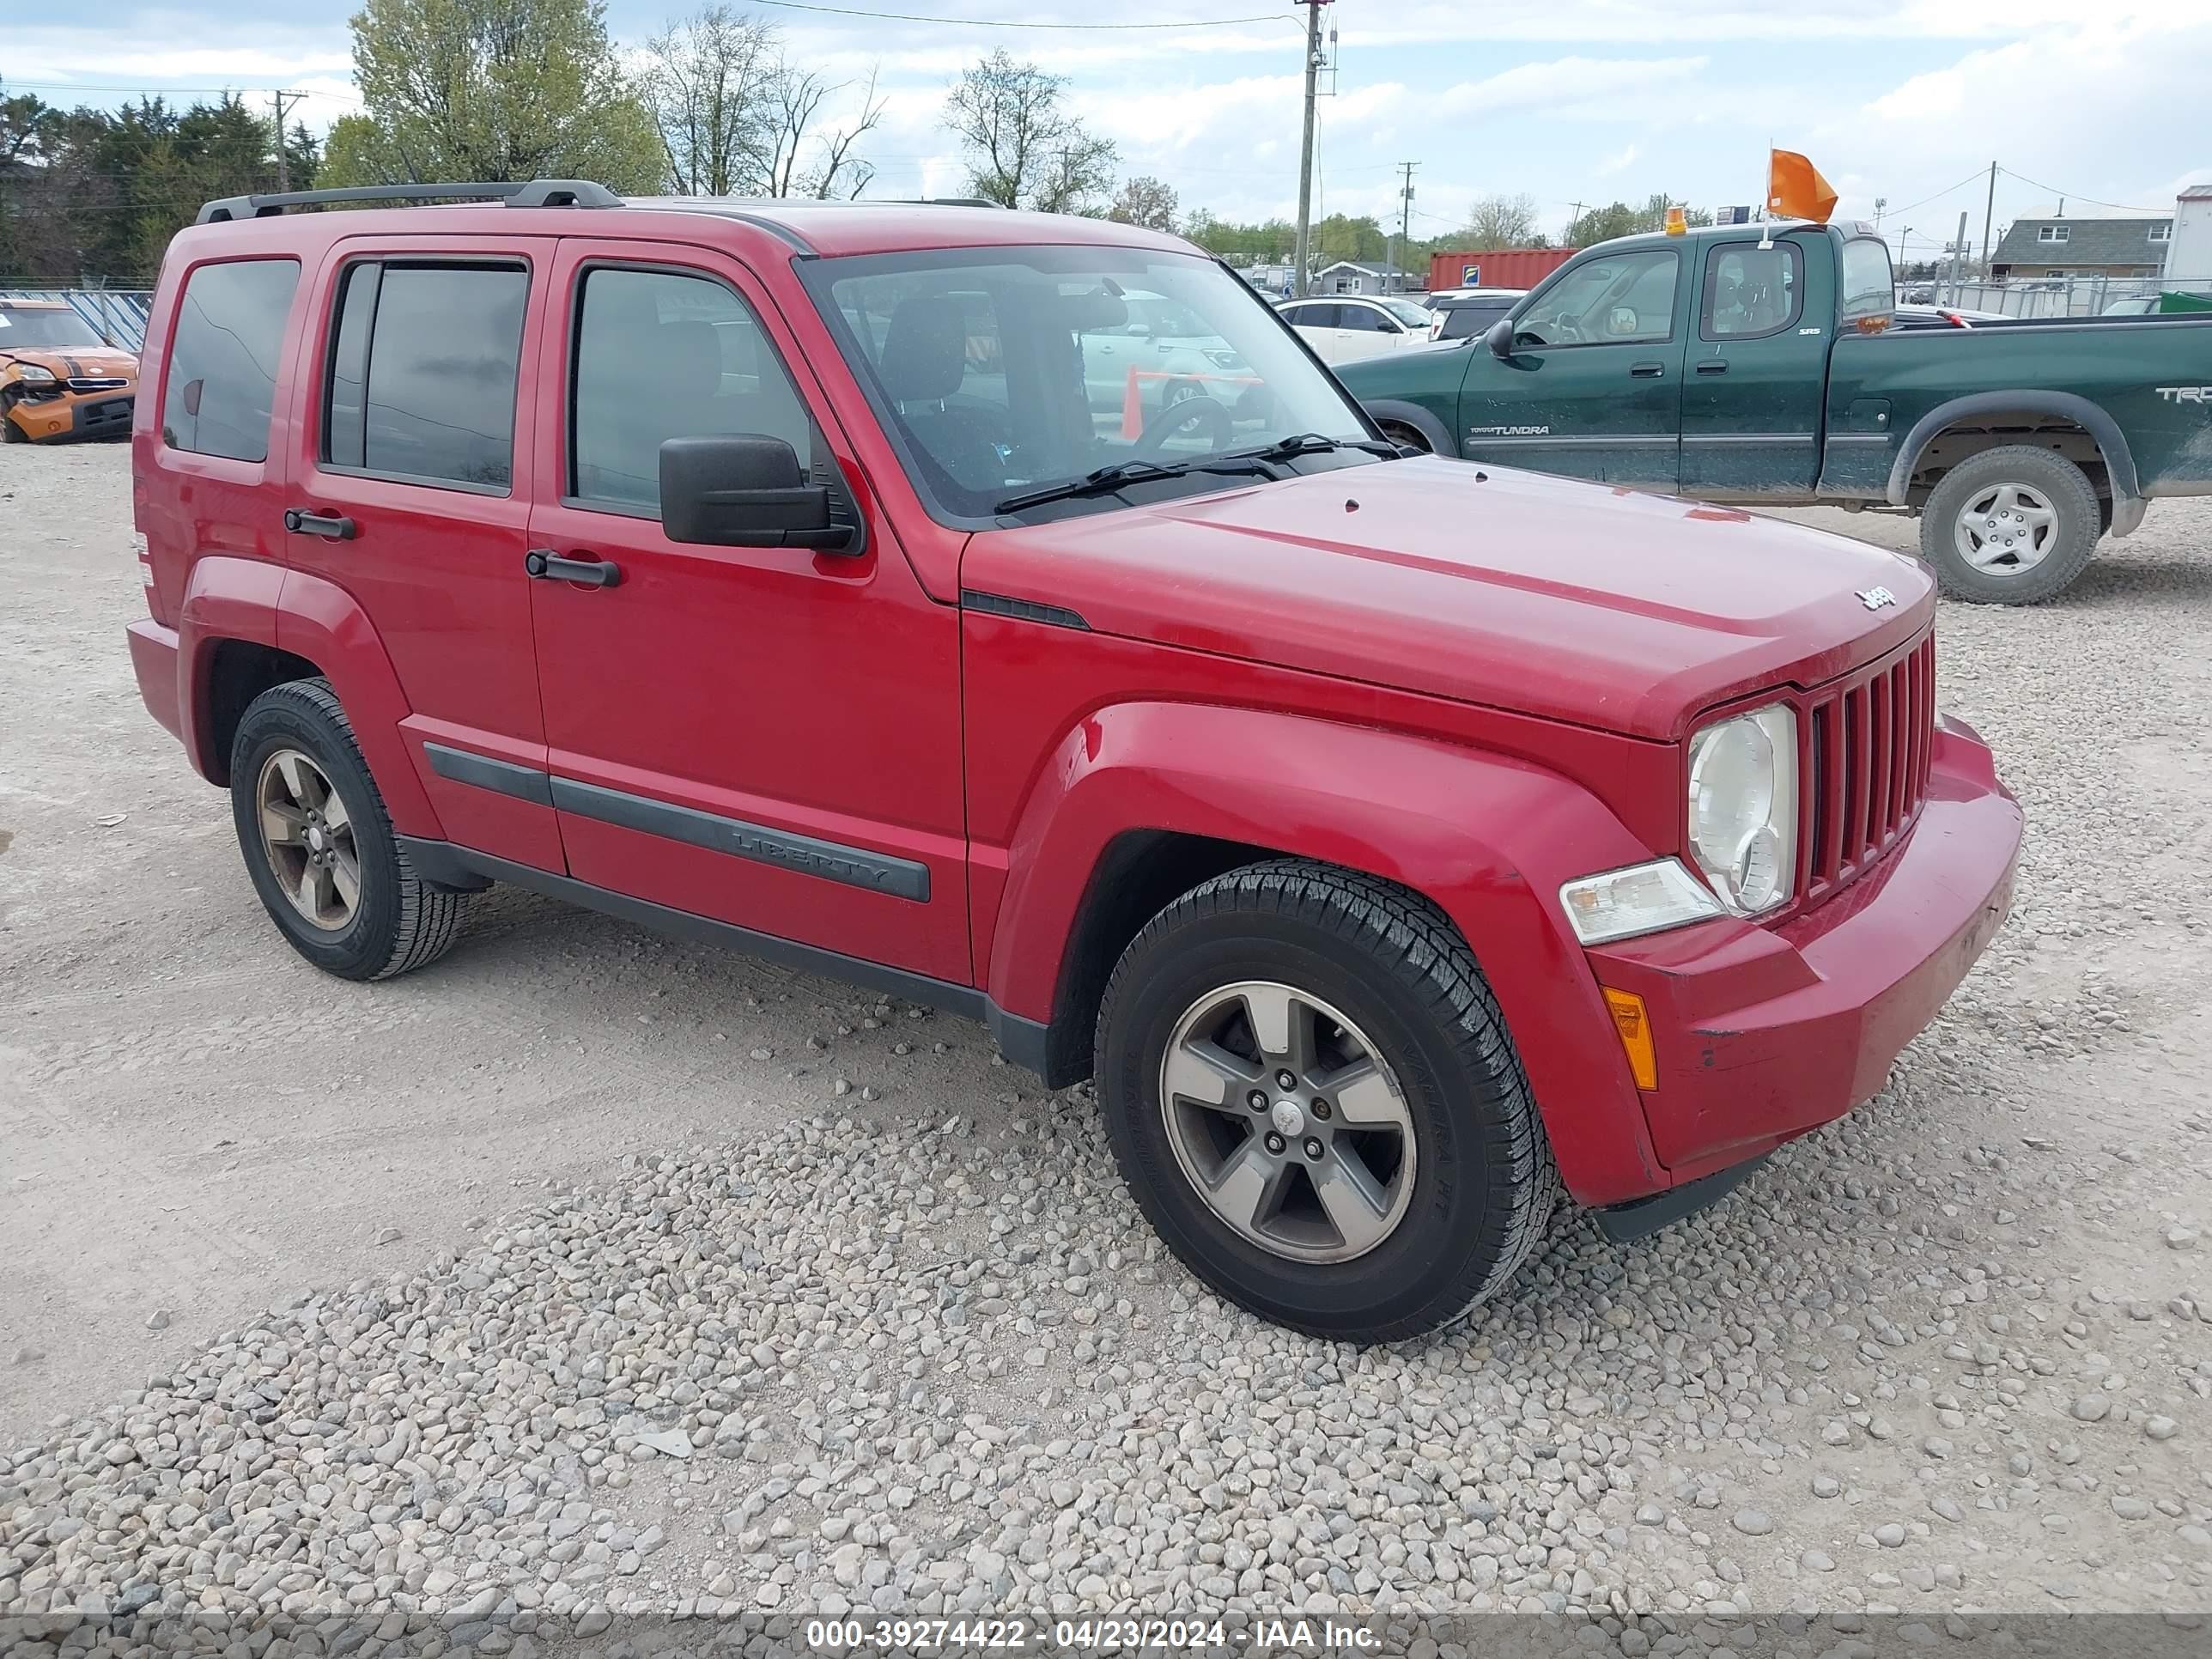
[1838,237,1895,325]
[161,258,301,463]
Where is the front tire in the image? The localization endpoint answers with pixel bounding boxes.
[229,678,468,981]
[1919,445,2100,605]
[1095,860,1559,1342]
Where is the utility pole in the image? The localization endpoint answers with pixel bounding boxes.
[1979,160,1996,272]
[270,89,303,191]
[1398,162,1416,256]
[1291,0,1328,298]
[1873,195,1887,230]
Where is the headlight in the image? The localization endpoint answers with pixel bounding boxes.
[13,364,57,383]
[1686,702,1798,915]
[1204,349,1243,369]
[1559,859,1725,945]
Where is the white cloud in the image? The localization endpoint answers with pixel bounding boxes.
[1595,143,1641,179]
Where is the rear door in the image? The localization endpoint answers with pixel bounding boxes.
[285,236,563,872]
[1279,301,1347,362]
[1455,247,1685,486]
[1679,234,1830,495]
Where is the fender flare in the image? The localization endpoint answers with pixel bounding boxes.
[1886,389,2143,537]
[274,568,443,836]
[983,701,1669,1206]
[176,556,285,782]
[1360,398,1459,458]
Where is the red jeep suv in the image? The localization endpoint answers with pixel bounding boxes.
[126,180,2021,1341]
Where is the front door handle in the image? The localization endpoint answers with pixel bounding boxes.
[1628,361,1665,379]
[524,549,622,588]
[1695,359,1731,375]
[283,508,357,540]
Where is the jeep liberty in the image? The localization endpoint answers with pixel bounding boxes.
[127,181,2022,1341]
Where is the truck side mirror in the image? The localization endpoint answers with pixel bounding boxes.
[1485,317,1516,359]
[659,434,858,555]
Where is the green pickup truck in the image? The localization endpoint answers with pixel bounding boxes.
[1336,221,2212,604]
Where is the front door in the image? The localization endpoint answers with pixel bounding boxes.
[1679,235,1831,496]
[1455,246,1685,487]
[525,240,969,985]
[285,235,564,872]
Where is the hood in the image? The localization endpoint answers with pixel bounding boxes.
[961,457,1933,741]
[0,344,139,380]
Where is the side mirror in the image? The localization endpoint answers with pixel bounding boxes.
[659,434,858,554]
[1606,307,1639,338]
[180,378,204,416]
[1123,321,1151,337]
[1485,317,1516,359]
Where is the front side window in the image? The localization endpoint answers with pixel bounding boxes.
[162,258,300,463]
[1337,305,1396,334]
[1838,237,1895,324]
[1515,250,1679,347]
[323,261,527,490]
[806,245,1380,524]
[570,266,817,514]
[1701,242,1804,339]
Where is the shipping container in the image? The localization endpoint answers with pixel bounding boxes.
[1428,247,1577,295]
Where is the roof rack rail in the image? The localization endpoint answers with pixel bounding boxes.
[898,197,1006,209]
[195,179,621,224]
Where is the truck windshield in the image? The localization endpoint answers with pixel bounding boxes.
[805,246,1379,523]
[0,307,106,349]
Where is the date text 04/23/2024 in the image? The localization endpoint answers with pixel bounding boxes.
[804,1616,1382,1651]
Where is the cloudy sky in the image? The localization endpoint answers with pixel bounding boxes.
[8,0,2209,257]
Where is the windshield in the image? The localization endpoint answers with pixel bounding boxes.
[805,246,1377,523]
[0,307,105,349]
[1382,297,1431,327]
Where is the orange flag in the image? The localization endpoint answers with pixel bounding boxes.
[1767,149,1838,223]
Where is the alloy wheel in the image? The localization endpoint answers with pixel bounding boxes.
[1158,980,1417,1263]
[255,748,361,932]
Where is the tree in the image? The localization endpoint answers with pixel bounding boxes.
[1459,192,1543,248]
[1109,175,1177,232]
[329,0,665,193]
[1565,193,1711,246]
[945,50,1116,213]
[639,4,780,197]
[764,66,885,198]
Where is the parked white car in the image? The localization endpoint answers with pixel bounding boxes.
[1274,295,1437,364]
[1079,289,1250,416]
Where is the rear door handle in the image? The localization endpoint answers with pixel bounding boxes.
[1629,361,1665,379]
[1695,359,1731,375]
[283,508,356,540]
[524,549,622,588]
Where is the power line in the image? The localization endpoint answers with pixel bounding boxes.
[1881,166,1992,221]
[745,0,1287,27]
[1996,167,2163,215]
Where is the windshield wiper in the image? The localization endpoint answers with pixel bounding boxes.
[1222,432,1404,464]
[994,455,1279,515]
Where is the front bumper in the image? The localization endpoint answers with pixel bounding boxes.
[3,387,135,441]
[1585,714,2021,1185]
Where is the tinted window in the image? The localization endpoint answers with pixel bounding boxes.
[1701,241,1803,340]
[571,267,817,513]
[1284,303,1338,328]
[324,263,527,489]
[1337,305,1396,334]
[1516,251,1677,347]
[1838,237,1894,323]
[162,258,299,463]
[1437,302,1510,340]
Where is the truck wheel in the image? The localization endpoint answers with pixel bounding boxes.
[1094,860,1559,1342]
[1919,445,2100,605]
[228,678,468,981]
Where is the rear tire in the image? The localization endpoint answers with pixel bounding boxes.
[229,678,468,981]
[1095,860,1559,1342]
[1918,445,2100,605]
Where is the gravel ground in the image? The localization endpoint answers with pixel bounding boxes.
[6,442,2212,1650]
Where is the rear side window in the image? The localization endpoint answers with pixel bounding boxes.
[1701,242,1804,340]
[1838,237,1895,325]
[323,261,528,490]
[161,258,300,463]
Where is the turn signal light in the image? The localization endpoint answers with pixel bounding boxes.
[1601,987,1659,1091]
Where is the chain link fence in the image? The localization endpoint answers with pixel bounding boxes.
[1904,272,2212,319]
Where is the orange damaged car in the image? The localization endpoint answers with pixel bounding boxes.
[0,299,138,443]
